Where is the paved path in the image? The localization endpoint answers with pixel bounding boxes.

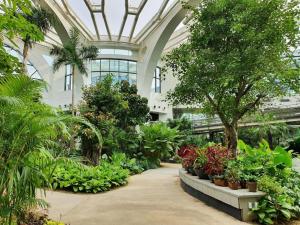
[44,163,248,225]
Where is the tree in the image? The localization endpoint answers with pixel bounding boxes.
[20,6,55,73]
[50,28,98,115]
[0,0,44,75]
[163,0,300,156]
[119,80,150,130]
[79,76,150,164]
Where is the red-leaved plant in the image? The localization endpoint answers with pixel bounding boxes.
[177,145,198,169]
[204,144,232,176]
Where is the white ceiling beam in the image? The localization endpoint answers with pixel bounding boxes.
[84,0,100,40]
[101,0,111,40]
[129,0,148,41]
[118,0,128,41]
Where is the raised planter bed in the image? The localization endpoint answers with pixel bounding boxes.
[179,168,265,221]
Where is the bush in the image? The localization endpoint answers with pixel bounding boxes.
[140,122,181,166]
[51,154,130,193]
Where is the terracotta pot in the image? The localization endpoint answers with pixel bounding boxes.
[228,181,240,190]
[247,181,257,192]
[214,178,226,187]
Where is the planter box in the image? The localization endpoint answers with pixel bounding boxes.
[179,169,265,221]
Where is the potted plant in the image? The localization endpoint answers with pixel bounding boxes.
[193,149,208,179]
[245,174,258,192]
[213,174,226,186]
[203,144,232,184]
[225,160,241,190]
[178,145,198,173]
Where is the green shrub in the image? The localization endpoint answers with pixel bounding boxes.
[140,122,181,166]
[51,156,130,193]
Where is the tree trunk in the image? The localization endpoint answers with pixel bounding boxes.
[267,130,273,149]
[71,65,75,115]
[224,124,238,157]
[22,42,29,74]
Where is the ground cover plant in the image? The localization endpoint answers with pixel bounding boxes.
[51,154,130,193]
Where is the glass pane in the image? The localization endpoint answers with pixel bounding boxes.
[110,60,119,72]
[66,64,72,74]
[155,67,161,78]
[129,61,137,73]
[129,74,137,85]
[101,59,110,71]
[91,76,99,85]
[151,78,155,91]
[91,71,101,78]
[119,60,128,72]
[91,60,101,71]
[119,72,128,81]
[156,78,161,93]
[100,49,115,54]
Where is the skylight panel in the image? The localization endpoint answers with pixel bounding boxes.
[67,0,96,35]
[134,0,164,37]
[105,0,125,36]
[128,0,142,8]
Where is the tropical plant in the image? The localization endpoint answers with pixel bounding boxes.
[140,122,181,166]
[19,6,55,72]
[0,75,101,225]
[51,153,130,193]
[50,27,98,114]
[163,0,300,156]
[224,160,241,182]
[204,145,232,176]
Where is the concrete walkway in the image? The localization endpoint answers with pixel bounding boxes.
[45,163,248,225]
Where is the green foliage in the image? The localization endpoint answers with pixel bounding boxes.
[140,123,181,166]
[253,171,300,224]
[51,153,131,193]
[79,76,149,163]
[239,113,289,148]
[163,0,300,153]
[0,0,44,75]
[167,117,193,134]
[119,80,150,129]
[0,75,101,224]
[50,27,98,114]
[236,140,299,224]
[0,76,62,224]
[224,160,241,182]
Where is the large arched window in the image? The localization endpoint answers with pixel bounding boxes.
[4,45,42,80]
[91,59,137,85]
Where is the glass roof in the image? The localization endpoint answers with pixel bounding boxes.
[53,0,177,42]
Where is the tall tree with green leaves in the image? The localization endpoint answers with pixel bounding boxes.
[0,0,44,75]
[50,28,98,115]
[164,0,300,156]
[20,6,56,72]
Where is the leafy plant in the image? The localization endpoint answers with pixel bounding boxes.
[224,160,241,182]
[140,122,181,166]
[204,145,232,176]
[50,27,98,115]
[51,153,130,193]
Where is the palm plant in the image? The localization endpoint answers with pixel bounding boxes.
[50,27,98,115]
[20,6,56,72]
[0,75,101,225]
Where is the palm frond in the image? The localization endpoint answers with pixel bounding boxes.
[79,45,98,60]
